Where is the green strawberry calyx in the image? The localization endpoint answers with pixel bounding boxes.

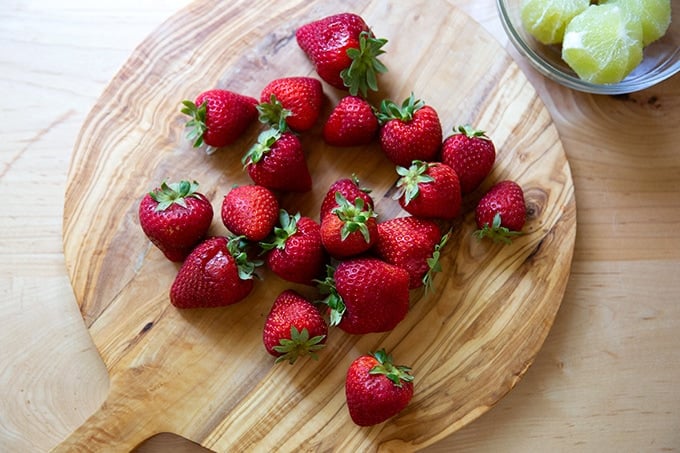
[473,212,524,245]
[259,210,299,252]
[422,231,450,292]
[377,92,424,125]
[341,31,388,98]
[226,235,263,280]
[453,124,489,140]
[256,94,291,132]
[368,349,414,388]
[331,192,376,243]
[273,325,326,365]
[393,160,435,205]
[150,180,201,212]
[242,128,281,167]
[180,100,208,148]
[315,265,346,327]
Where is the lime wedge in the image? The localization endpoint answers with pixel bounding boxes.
[602,0,672,46]
[520,0,590,45]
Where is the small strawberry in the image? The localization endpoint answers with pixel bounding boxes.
[138,180,214,262]
[263,290,328,364]
[319,175,374,221]
[345,349,414,426]
[181,89,258,153]
[440,124,496,194]
[242,128,312,193]
[295,13,388,97]
[473,180,526,244]
[221,185,279,242]
[320,193,378,259]
[394,160,462,220]
[260,210,327,285]
[317,257,410,334]
[170,236,261,308]
[322,95,379,146]
[257,77,324,132]
[377,93,442,167]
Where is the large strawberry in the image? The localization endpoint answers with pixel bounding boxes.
[258,77,324,132]
[181,89,258,153]
[345,349,414,426]
[440,124,496,194]
[295,13,388,97]
[377,93,442,167]
[242,128,312,193]
[221,185,279,242]
[473,180,526,244]
[260,210,327,285]
[394,160,462,220]
[319,175,374,221]
[138,180,214,262]
[322,95,379,146]
[170,236,261,308]
[317,257,410,334]
[320,193,378,259]
[263,290,328,364]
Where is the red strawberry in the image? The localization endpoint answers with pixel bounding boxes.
[320,193,378,259]
[138,180,214,262]
[242,128,312,193]
[221,185,279,242]
[170,236,261,308]
[377,93,442,167]
[473,180,526,244]
[323,95,378,146]
[181,89,258,153]
[260,210,327,285]
[295,13,388,97]
[395,160,462,220]
[345,349,414,426]
[258,77,324,132]
[263,290,328,364]
[441,124,496,194]
[319,175,374,221]
[317,257,410,334]
[373,216,448,290]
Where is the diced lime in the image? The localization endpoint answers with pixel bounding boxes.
[520,0,590,45]
[602,0,672,46]
[561,4,643,84]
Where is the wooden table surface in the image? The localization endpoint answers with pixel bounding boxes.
[1,1,678,452]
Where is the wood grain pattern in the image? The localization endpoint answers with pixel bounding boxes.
[59,0,575,451]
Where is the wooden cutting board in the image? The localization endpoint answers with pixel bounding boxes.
[60,0,576,451]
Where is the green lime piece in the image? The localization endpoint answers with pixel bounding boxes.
[602,0,671,46]
[520,0,590,45]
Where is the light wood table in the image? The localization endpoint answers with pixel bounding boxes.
[1,1,678,452]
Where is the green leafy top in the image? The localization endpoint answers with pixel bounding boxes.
[226,236,263,280]
[472,212,524,245]
[453,124,489,140]
[393,160,435,205]
[331,192,377,243]
[241,128,281,167]
[259,210,299,252]
[377,92,424,124]
[180,100,208,148]
[256,94,291,132]
[422,232,450,292]
[273,325,326,365]
[368,349,414,387]
[315,265,345,327]
[341,31,389,98]
[149,180,202,212]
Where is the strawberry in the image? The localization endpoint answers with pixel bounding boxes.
[260,210,327,285]
[394,160,462,220]
[377,93,442,167]
[242,128,312,193]
[373,216,448,290]
[317,257,410,334]
[322,95,378,146]
[319,175,374,221]
[169,236,261,308]
[295,13,388,97]
[440,124,496,194]
[138,180,214,262]
[221,185,279,242]
[181,89,258,153]
[263,290,328,364]
[320,193,378,259]
[473,180,526,244]
[345,349,414,426]
[257,77,324,132]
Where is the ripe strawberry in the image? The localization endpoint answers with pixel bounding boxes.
[373,216,448,290]
[345,349,414,426]
[170,236,261,308]
[181,89,258,153]
[260,210,327,285]
[441,124,496,194]
[221,185,279,242]
[395,160,462,219]
[320,193,378,259]
[242,128,312,193]
[258,77,324,132]
[263,290,328,364]
[322,95,378,146]
[317,257,410,334]
[295,13,388,97]
[138,180,214,262]
[377,93,442,167]
[473,180,526,244]
[319,175,374,221]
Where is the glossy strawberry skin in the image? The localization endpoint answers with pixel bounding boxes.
[475,180,526,232]
[259,77,324,132]
[186,89,258,148]
[323,95,378,146]
[379,105,442,167]
[320,213,378,259]
[319,176,374,221]
[221,185,279,242]
[440,126,496,194]
[397,162,462,220]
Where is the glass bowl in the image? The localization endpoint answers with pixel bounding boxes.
[497,0,680,94]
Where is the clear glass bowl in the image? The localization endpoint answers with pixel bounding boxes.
[497,0,680,94]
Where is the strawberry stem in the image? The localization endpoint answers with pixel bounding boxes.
[180,100,208,148]
[242,128,281,167]
[227,236,263,280]
[473,213,524,245]
[368,349,414,387]
[393,160,435,204]
[315,265,346,327]
[149,180,201,211]
[377,92,424,124]
[256,94,291,132]
[331,192,376,243]
[341,31,388,98]
[272,325,326,365]
[259,210,300,252]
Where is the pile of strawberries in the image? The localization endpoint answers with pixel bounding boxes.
[138,12,527,427]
